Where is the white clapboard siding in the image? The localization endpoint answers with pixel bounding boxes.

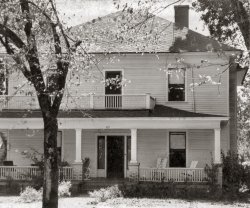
[188,129,214,168]
[8,129,43,166]
[137,129,168,168]
[6,53,229,115]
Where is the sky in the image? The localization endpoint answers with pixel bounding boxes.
[55,0,210,36]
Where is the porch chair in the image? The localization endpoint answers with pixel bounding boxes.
[153,157,168,181]
[184,160,198,181]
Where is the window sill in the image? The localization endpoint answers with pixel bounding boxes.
[166,101,188,103]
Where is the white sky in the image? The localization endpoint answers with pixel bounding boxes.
[55,0,210,36]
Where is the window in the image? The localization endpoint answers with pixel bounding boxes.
[169,132,186,167]
[0,60,7,95]
[97,136,105,169]
[168,69,185,101]
[57,131,62,162]
[105,71,122,95]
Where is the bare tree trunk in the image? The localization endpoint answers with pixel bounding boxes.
[42,114,59,208]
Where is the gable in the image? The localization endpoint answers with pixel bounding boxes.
[70,10,237,53]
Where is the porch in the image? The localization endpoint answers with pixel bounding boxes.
[0,165,208,183]
[0,106,228,186]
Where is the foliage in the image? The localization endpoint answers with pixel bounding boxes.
[19,181,71,203]
[82,157,90,180]
[238,73,250,158]
[221,151,250,197]
[119,182,213,200]
[89,185,122,202]
[204,161,220,195]
[0,132,7,164]
[193,0,249,50]
[5,175,21,195]
[120,182,176,199]
[58,181,72,197]
[19,186,42,203]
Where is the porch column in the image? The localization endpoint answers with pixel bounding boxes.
[72,128,83,180]
[128,129,139,181]
[214,128,221,164]
[214,128,222,188]
[75,128,82,163]
[130,128,138,163]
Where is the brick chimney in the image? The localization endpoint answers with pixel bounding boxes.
[174,5,189,28]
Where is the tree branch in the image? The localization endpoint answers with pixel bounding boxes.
[0,24,26,49]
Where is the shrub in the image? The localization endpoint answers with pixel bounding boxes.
[58,181,71,197]
[19,186,42,203]
[204,162,221,197]
[19,181,71,202]
[120,182,177,199]
[5,175,21,195]
[89,185,122,202]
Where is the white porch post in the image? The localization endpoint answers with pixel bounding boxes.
[214,128,222,188]
[128,128,139,181]
[75,128,82,163]
[214,128,221,164]
[130,128,138,163]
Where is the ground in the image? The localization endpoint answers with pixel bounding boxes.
[0,197,249,208]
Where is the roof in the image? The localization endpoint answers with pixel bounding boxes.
[70,10,237,53]
[0,105,226,118]
[0,10,239,54]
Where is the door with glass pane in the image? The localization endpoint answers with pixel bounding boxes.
[169,132,186,167]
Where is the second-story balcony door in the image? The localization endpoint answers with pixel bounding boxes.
[105,71,122,109]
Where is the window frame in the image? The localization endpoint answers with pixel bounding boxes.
[169,132,187,168]
[103,69,124,95]
[166,68,187,102]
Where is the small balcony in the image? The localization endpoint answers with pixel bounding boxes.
[0,94,156,111]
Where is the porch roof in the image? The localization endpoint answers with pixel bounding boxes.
[0,105,226,118]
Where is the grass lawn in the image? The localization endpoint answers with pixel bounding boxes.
[0,196,249,208]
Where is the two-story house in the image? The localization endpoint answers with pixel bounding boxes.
[0,5,248,185]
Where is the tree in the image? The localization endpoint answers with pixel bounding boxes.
[0,1,185,207]
[193,0,250,62]
[0,0,83,207]
[193,0,250,152]
[238,73,250,157]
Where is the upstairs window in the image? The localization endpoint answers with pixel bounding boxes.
[168,69,185,101]
[105,71,122,95]
[0,60,7,95]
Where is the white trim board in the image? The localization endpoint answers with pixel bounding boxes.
[0,117,228,130]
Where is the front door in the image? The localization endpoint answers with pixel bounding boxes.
[107,136,124,178]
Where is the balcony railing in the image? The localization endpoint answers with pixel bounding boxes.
[0,94,156,110]
[139,168,208,183]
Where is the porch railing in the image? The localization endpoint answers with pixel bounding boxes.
[0,166,74,181]
[139,168,208,183]
[0,94,156,110]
